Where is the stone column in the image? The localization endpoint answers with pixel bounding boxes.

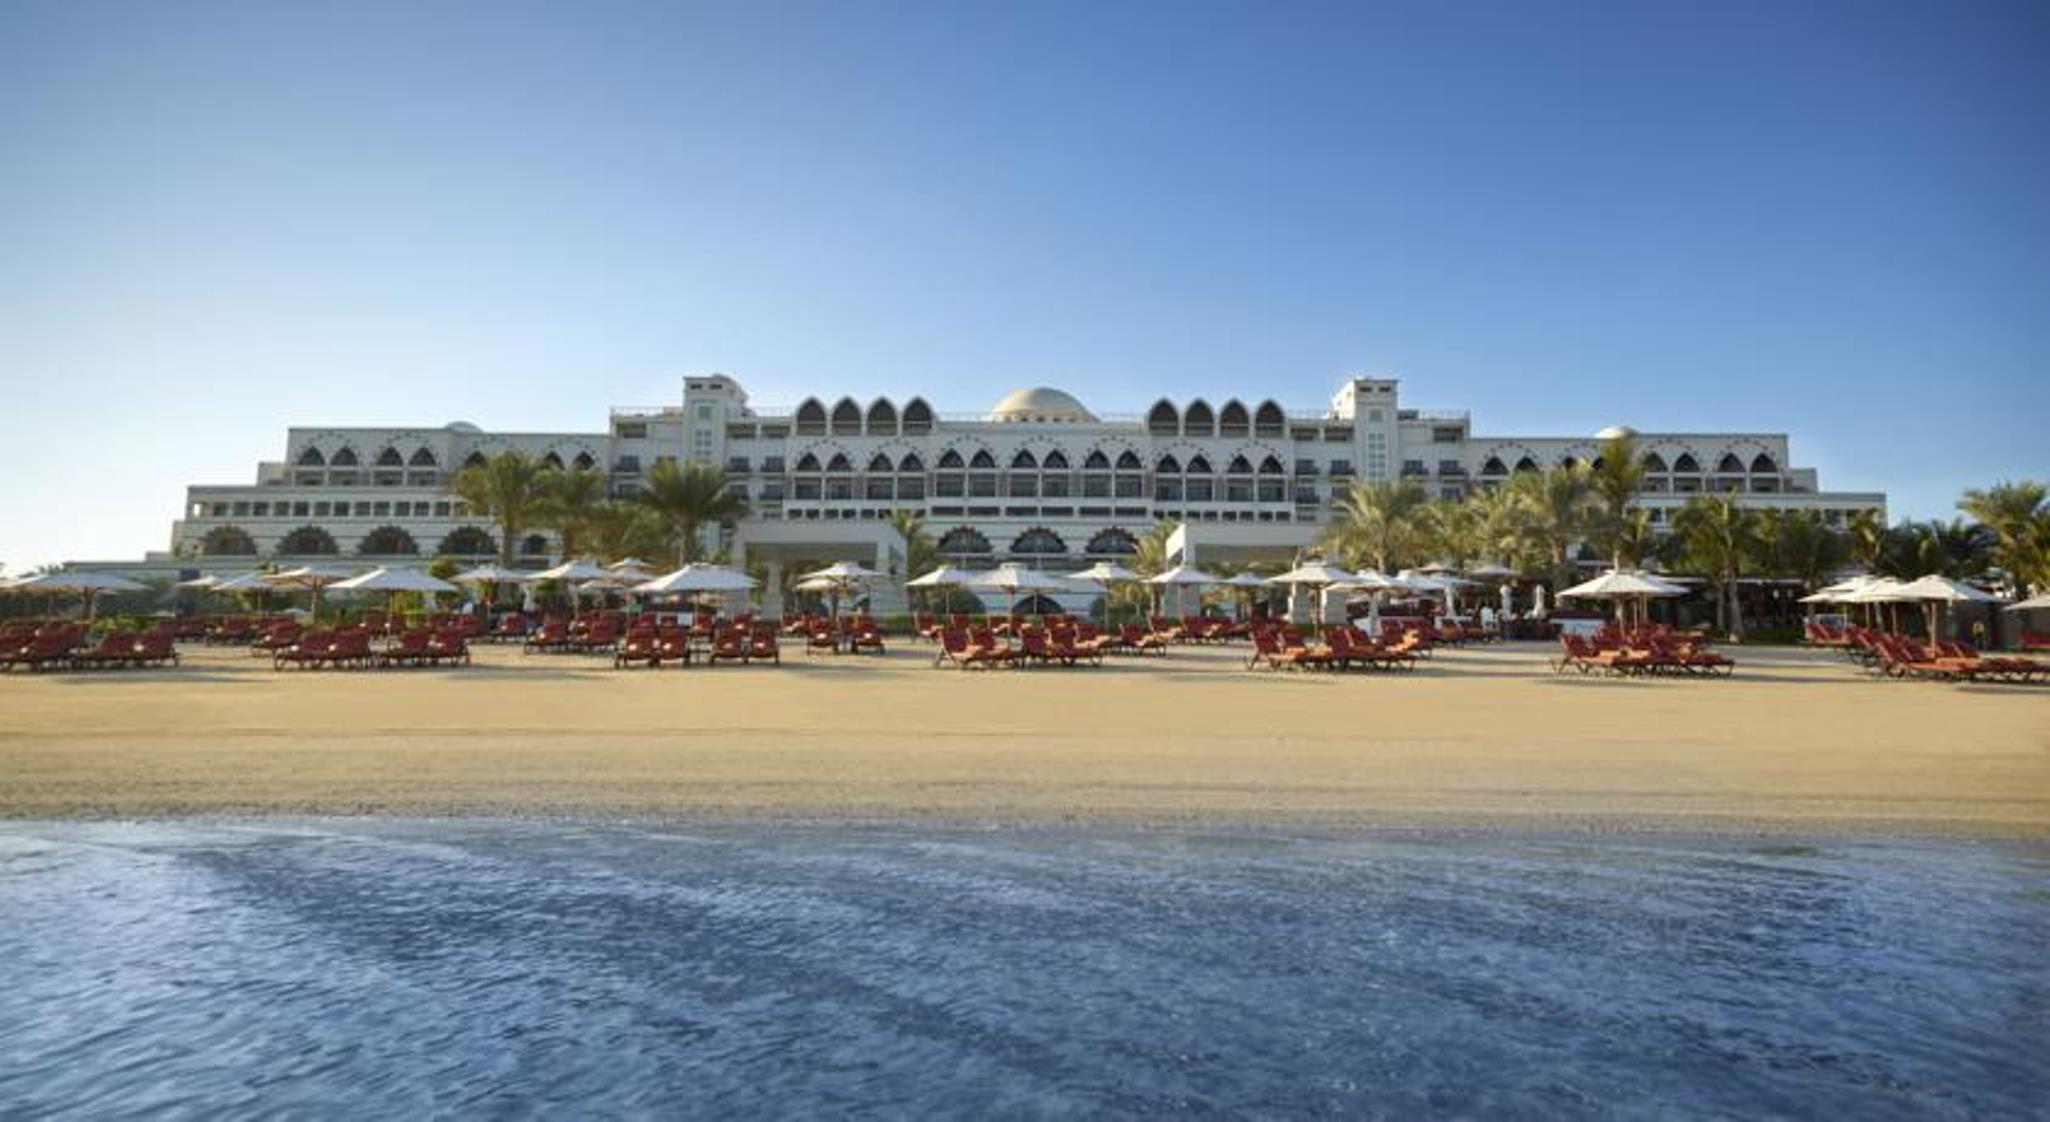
[763,559,784,620]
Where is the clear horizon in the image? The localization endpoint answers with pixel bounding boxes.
[3,0,2045,572]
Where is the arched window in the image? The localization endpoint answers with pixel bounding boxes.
[277,525,339,556]
[541,452,565,470]
[830,398,862,436]
[1083,450,1111,470]
[1481,456,1508,475]
[1559,456,1580,470]
[867,453,894,473]
[937,527,992,556]
[1185,455,1213,474]
[1183,400,1214,436]
[1219,400,1249,437]
[795,398,827,435]
[436,526,496,557]
[1717,453,1745,473]
[200,525,257,556]
[795,453,822,472]
[376,447,404,467]
[969,450,997,470]
[296,447,327,466]
[1147,400,1179,436]
[463,451,488,469]
[1750,452,1778,474]
[1672,453,1701,474]
[1042,450,1069,470]
[826,453,852,473]
[1641,452,1668,473]
[936,449,965,469]
[1258,456,1285,475]
[329,447,359,467]
[1010,527,1067,555]
[1226,455,1254,474]
[1253,401,1286,437]
[521,533,549,557]
[867,399,898,435]
[1086,527,1138,555]
[899,453,925,472]
[357,525,420,556]
[572,451,596,471]
[1155,454,1182,474]
[1009,449,1039,470]
[1514,456,1539,473]
[409,447,438,467]
[902,398,934,434]
[1115,451,1143,471]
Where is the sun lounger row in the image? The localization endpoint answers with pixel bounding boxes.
[1865,634,2045,684]
[1552,634,1735,677]
[934,625,1112,668]
[272,627,470,669]
[1248,626,1419,671]
[0,622,180,671]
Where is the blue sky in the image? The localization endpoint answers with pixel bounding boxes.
[2,0,2044,570]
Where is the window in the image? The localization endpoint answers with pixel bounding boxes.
[615,422,647,439]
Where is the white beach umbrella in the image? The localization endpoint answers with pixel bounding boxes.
[969,563,1066,619]
[264,565,357,623]
[532,559,612,583]
[1839,576,1919,633]
[1266,562,1351,631]
[1335,569,1406,631]
[329,566,459,619]
[1466,562,1517,581]
[1068,561,1144,624]
[1559,570,1688,626]
[1897,574,1997,644]
[632,564,756,594]
[4,570,149,621]
[452,564,532,584]
[802,561,885,583]
[175,573,224,590]
[2001,593,2050,612]
[607,557,657,572]
[906,564,978,588]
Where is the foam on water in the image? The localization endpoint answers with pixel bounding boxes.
[2,821,2046,1118]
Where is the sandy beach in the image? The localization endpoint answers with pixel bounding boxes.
[1,640,2044,835]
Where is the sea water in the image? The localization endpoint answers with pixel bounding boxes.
[1,820,2045,1118]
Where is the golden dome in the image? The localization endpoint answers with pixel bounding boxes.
[988,387,1096,424]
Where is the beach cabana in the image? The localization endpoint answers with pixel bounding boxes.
[1147,564,1220,620]
[1896,574,1996,645]
[1072,561,1143,624]
[532,559,614,616]
[1559,570,1688,626]
[1838,577,1919,633]
[1220,571,1269,622]
[906,564,978,618]
[800,561,884,632]
[970,563,1064,621]
[632,564,756,619]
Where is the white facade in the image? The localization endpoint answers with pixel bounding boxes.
[160,373,1886,569]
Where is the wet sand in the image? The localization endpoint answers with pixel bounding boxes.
[1,641,2044,835]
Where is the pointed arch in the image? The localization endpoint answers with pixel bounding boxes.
[1009,449,1039,470]
[830,397,862,436]
[1183,399,1215,437]
[936,526,992,556]
[1716,453,1745,473]
[1041,450,1070,470]
[463,451,488,469]
[329,447,360,467]
[1147,400,1179,436]
[436,526,497,557]
[357,525,420,556]
[1218,400,1250,437]
[277,525,339,556]
[1749,452,1778,474]
[969,449,997,469]
[1253,400,1286,437]
[1513,456,1539,473]
[1226,454,1254,474]
[1083,450,1111,471]
[1481,455,1508,475]
[1155,454,1182,474]
[1258,455,1285,475]
[866,453,894,473]
[296,447,327,466]
[408,447,438,467]
[825,453,853,472]
[1085,527,1138,556]
[1641,452,1668,473]
[795,452,822,472]
[1010,527,1067,555]
[936,449,965,469]
[200,525,257,557]
[1115,450,1143,471]
[375,446,404,467]
[795,398,828,435]
[572,451,596,471]
[897,452,924,472]
[901,397,934,434]
[1672,453,1701,473]
[540,452,565,470]
[866,398,898,435]
[1185,454,1214,474]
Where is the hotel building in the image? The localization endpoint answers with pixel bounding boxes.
[158,373,1885,583]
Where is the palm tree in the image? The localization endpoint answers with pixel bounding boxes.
[538,467,609,560]
[1905,518,1995,579]
[1672,495,1760,636]
[886,510,938,581]
[1846,509,1892,574]
[587,500,668,564]
[1508,466,1596,593]
[452,451,550,567]
[1589,433,1647,568]
[1419,498,1483,569]
[1322,480,1429,573]
[1757,509,1847,592]
[638,460,749,565]
[1958,480,2049,592]
[1125,520,1178,616]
